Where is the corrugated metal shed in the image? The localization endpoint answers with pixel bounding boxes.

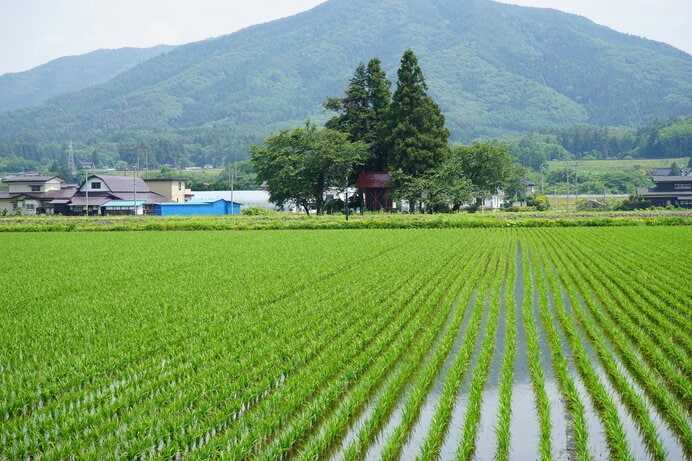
[153,199,241,216]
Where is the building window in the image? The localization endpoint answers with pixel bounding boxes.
[25,204,35,210]
[674,183,691,190]
[178,182,182,191]
[30,185,41,192]
[91,181,102,190]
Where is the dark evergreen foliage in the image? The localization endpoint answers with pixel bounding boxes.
[384,50,450,177]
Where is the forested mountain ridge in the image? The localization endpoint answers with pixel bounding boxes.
[0,45,174,112]
[0,0,690,162]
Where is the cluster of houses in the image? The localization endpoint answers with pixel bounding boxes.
[0,173,249,216]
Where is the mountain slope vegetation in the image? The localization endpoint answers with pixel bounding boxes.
[0,0,689,158]
[0,45,173,112]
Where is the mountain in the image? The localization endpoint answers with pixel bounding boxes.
[0,45,174,112]
[0,0,690,156]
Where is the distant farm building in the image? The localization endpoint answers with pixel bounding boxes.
[192,191,274,210]
[356,172,394,211]
[153,199,241,216]
[637,171,692,208]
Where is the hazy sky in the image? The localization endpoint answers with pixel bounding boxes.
[0,0,690,76]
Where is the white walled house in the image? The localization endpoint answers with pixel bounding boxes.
[0,174,74,215]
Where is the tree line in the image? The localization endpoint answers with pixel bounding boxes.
[251,50,515,214]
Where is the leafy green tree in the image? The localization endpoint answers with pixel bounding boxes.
[251,121,367,215]
[325,58,391,170]
[383,50,450,179]
[452,142,514,207]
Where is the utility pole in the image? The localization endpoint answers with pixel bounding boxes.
[574,162,579,209]
[540,163,544,194]
[566,167,570,213]
[133,155,138,215]
[85,169,89,216]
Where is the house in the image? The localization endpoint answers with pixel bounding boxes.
[355,172,394,211]
[153,199,241,216]
[0,174,74,215]
[68,174,168,215]
[637,172,692,208]
[144,178,193,203]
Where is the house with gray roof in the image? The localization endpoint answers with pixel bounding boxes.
[0,174,74,215]
[67,174,168,215]
[637,171,692,208]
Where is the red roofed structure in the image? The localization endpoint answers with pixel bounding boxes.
[355,172,394,211]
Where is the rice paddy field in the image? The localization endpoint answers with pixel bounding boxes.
[0,226,690,460]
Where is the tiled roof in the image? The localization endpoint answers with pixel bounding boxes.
[651,175,692,182]
[68,196,111,206]
[2,175,62,183]
[89,175,151,193]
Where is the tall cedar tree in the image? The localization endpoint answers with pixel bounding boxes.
[324,58,391,171]
[383,50,450,178]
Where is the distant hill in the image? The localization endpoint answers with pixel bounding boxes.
[0,0,690,153]
[0,45,174,111]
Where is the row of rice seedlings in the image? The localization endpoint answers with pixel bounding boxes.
[195,234,471,458]
[589,227,691,311]
[47,255,384,456]
[539,230,692,458]
[524,233,592,461]
[262,247,469,460]
[0,230,406,456]
[587,230,691,342]
[155,264,429,459]
[564,230,691,378]
[530,231,669,460]
[565,291,669,460]
[454,243,506,460]
[493,240,517,461]
[291,258,474,461]
[516,243,552,461]
[33,232,416,454]
[562,228,691,363]
[535,231,635,460]
[338,238,491,461]
[323,233,491,460]
[402,242,504,460]
[0,230,381,419]
[134,231,457,457]
[2,315,233,456]
[396,240,502,458]
[402,239,501,457]
[256,237,479,458]
[549,230,692,418]
[377,243,497,460]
